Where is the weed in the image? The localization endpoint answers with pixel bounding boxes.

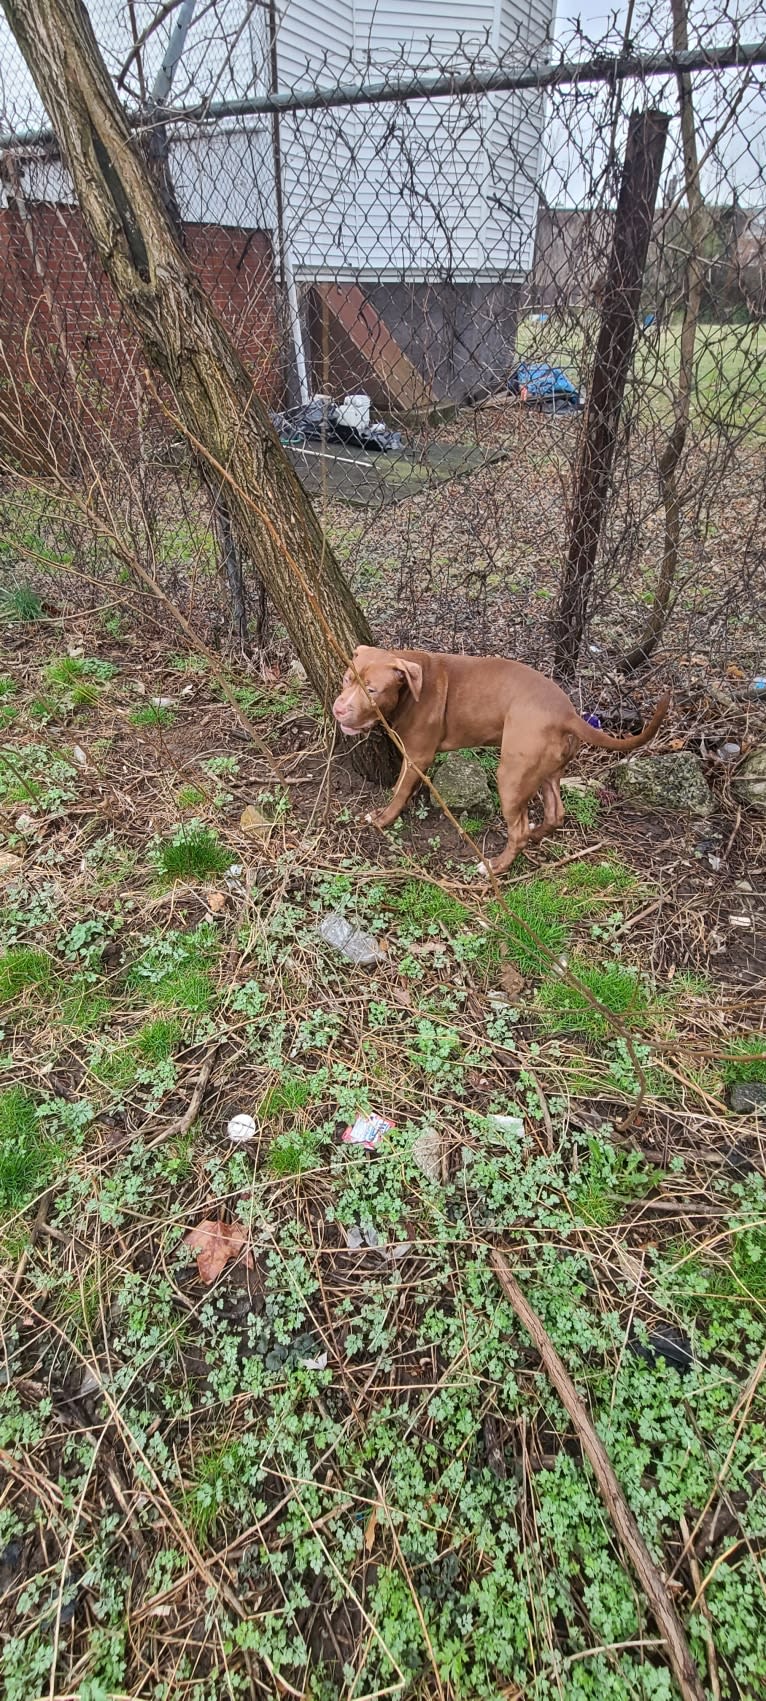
[0,584,43,622]
[0,675,16,698]
[129,704,176,729]
[0,744,76,811]
[155,824,231,882]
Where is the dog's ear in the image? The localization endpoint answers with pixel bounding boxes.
[393,657,423,701]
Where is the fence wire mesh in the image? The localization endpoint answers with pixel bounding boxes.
[0,2,764,695]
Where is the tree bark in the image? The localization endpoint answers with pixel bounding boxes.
[553,110,669,679]
[1,0,396,780]
[619,0,706,673]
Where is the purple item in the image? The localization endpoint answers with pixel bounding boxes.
[585,713,602,729]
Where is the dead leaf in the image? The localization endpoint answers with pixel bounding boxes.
[240,804,275,840]
[365,1503,379,1553]
[392,984,412,1007]
[183,1218,253,1284]
[0,852,23,879]
[207,891,227,913]
[499,961,525,1000]
[411,1130,445,1184]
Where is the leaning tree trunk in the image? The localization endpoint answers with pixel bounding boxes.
[619,0,707,673]
[1,0,396,780]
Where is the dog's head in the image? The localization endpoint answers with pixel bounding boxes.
[332,645,423,735]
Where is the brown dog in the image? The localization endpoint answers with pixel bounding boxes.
[333,645,669,874]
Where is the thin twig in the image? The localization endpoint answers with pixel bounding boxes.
[490,1249,707,1701]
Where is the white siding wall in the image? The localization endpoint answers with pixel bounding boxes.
[273,0,554,281]
[1,0,554,277]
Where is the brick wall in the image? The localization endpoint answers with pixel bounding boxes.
[0,203,282,470]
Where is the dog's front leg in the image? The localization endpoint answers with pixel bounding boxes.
[365,749,433,830]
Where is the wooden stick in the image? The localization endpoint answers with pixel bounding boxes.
[490,1250,707,1701]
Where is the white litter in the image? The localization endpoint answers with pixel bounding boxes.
[227,1113,256,1143]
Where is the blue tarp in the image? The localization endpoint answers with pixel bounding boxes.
[508,362,582,406]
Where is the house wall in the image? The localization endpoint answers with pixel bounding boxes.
[0,204,281,467]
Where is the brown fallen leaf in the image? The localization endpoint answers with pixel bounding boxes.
[207,891,227,913]
[500,961,525,1000]
[240,804,274,839]
[183,1218,253,1284]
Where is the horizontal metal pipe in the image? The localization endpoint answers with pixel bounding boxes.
[2,39,764,153]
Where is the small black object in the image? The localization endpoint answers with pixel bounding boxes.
[630,1325,694,1374]
[724,1139,760,1178]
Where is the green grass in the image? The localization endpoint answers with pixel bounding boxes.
[517,312,766,437]
[176,784,206,810]
[261,1074,315,1118]
[720,1035,766,1084]
[537,957,649,1038]
[129,703,176,729]
[136,1017,183,1063]
[390,878,470,932]
[60,977,111,1034]
[268,1130,321,1175]
[155,825,231,883]
[0,946,55,1006]
[0,583,43,622]
[0,1087,60,1214]
[0,675,16,699]
[560,780,601,827]
[488,881,569,977]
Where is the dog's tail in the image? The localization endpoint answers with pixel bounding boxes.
[572,694,670,753]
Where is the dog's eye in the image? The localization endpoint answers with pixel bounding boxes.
[367,687,377,697]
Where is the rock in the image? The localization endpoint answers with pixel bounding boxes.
[0,851,23,879]
[434,752,493,817]
[732,748,766,813]
[614,752,712,815]
[287,660,307,682]
[729,1081,766,1115]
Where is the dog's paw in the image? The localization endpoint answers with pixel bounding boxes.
[363,809,389,830]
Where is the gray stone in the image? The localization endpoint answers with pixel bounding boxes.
[614,752,712,815]
[729,1081,766,1115]
[732,747,766,813]
[435,752,493,817]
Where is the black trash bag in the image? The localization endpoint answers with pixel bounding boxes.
[271,402,405,454]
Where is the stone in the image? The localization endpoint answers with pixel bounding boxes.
[729,1081,766,1115]
[0,851,22,879]
[434,752,493,817]
[613,752,712,815]
[732,748,766,813]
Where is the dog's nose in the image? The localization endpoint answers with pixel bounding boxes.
[332,696,346,720]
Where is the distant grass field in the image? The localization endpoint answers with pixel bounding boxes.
[517,310,766,436]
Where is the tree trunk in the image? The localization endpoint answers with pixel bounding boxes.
[620,0,706,673]
[552,110,669,679]
[1,0,396,781]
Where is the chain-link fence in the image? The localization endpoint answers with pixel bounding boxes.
[0,1,764,693]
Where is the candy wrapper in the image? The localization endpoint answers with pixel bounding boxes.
[342,1114,393,1151]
